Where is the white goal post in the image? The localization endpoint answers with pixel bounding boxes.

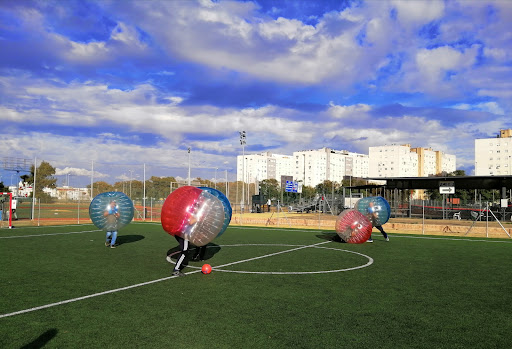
[1,192,13,229]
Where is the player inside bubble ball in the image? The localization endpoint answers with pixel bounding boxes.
[104,200,120,248]
[172,201,201,277]
[366,201,389,243]
[333,220,363,243]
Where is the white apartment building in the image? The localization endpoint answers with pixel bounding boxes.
[475,129,512,175]
[293,148,369,187]
[412,147,437,177]
[237,148,369,188]
[369,144,456,177]
[42,186,91,200]
[236,152,294,183]
[438,151,456,174]
[369,144,419,177]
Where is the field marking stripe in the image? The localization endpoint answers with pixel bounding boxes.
[212,241,331,269]
[0,241,329,319]
[389,235,512,243]
[0,230,101,238]
[4,223,97,229]
[0,271,202,319]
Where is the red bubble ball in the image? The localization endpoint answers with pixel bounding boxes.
[335,209,372,244]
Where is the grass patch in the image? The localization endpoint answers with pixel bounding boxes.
[1,223,512,348]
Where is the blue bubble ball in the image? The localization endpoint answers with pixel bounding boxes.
[89,191,134,231]
[355,196,391,227]
[198,187,232,237]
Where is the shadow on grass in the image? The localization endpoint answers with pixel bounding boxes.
[166,242,221,268]
[20,328,58,349]
[316,232,345,243]
[116,234,145,246]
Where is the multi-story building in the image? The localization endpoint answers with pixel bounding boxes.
[293,148,369,187]
[42,186,91,200]
[475,129,512,175]
[236,152,294,183]
[237,148,369,188]
[237,143,456,188]
[412,147,436,176]
[369,144,455,178]
[369,144,419,177]
[437,151,456,174]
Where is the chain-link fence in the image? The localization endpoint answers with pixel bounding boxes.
[3,158,512,238]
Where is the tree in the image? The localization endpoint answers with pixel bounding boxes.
[90,181,114,195]
[315,180,337,195]
[301,185,316,201]
[449,169,466,177]
[27,161,57,203]
[128,180,144,199]
[259,179,280,201]
[145,176,177,200]
[0,181,9,192]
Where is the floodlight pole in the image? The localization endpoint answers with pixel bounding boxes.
[240,131,246,212]
[143,163,146,221]
[31,157,37,221]
[91,160,94,200]
[129,169,133,198]
[188,147,191,186]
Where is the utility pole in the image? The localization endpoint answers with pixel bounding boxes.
[188,147,191,186]
[240,131,246,212]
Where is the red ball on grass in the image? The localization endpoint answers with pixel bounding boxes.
[202,264,212,274]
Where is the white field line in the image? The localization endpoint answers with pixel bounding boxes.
[0,272,202,319]
[209,244,373,275]
[3,223,97,229]
[0,230,101,238]
[390,234,512,243]
[0,241,330,319]
[212,240,330,270]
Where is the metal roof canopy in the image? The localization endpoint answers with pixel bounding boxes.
[354,176,512,191]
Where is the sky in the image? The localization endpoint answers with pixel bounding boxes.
[1,0,511,187]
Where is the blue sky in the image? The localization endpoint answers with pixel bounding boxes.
[1,0,511,187]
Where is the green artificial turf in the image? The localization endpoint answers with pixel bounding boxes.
[1,223,512,348]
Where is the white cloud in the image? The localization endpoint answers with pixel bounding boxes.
[391,0,445,25]
[258,17,315,41]
[0,75,321,166]
[416,45,477,80]
[66,40,109,63]
[452,102,505,115]
[55,166,97,177]
[327,102,372,119]
[484,47,509,62]
[116,0,381,85]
